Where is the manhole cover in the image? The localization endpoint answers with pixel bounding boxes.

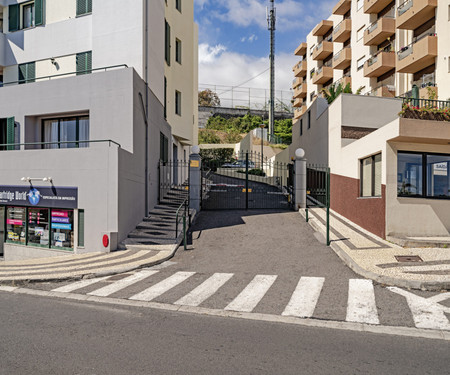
[395,255,423,263]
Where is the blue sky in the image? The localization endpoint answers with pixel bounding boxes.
[194,0,334,93]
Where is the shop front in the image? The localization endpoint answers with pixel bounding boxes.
[0,185,80,260]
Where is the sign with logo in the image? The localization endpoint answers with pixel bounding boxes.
[0,186,78,209]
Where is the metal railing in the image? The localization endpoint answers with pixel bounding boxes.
[367,44,394,66]
[333,47,350,61]
[175,198,191,250]
[0,139,121,151]
[412,72,436,88]
[398,0,413,16]
[158,160,189,204]
[397,33,436,60]
[399,97,450,110]
[365,84,395,96]
[1,64,128,86]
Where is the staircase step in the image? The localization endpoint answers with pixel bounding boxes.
[128,230,177,240]
[122,237,176,246]
[136,222,176,231]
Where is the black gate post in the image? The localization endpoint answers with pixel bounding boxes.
[245,152,249,210]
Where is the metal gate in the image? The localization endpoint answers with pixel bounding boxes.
[158,160,189,204]
[201,151,294,210]
[305,164,330,245]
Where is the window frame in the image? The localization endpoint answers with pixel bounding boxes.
[22,1,35,29]
[40,115,90,149]
[76,0,92,17]
[176,0,182,12]
[175,38,182,64]
[175,90,182,116]
[398,151,450,200]
[360,153,382,198]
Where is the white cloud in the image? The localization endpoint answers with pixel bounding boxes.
[240,34,258,43]
[199,43,298,108]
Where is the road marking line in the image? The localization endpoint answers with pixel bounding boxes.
[346,279,379,325]
[282,276,325,318]
[388,287,450,330]
[87,271,159,297]
[174,273,234,307]
[51,276,110,293]
[224,275,277,312]
[129,271,196,301]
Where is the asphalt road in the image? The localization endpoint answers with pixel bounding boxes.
[1,291,449,375]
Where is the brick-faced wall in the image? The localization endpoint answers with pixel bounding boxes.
[330,173,386,239]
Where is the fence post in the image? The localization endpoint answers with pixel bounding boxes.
[189,146,201,213]
[294,148,307,210]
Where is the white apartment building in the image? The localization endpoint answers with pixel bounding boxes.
[0,0,198,260]
[292,0,450,121]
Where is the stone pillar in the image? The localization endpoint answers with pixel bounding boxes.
[295,148,307,209]
[189,146,202,212]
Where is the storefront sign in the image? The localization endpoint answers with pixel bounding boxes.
[0,186,78,209]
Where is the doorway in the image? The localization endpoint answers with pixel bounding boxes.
[173,144,178,185]
[0,206,4,257]
[0,119,7,150]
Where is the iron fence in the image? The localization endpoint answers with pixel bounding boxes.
[400,97,450,110]
[158,160,189,204]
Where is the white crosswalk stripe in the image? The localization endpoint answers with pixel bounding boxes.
[51,276,110,293]
[174,273,234,307]
[346,279,380,325]
[129,271,196,302]
[282,277,325,318]
[87,271,159,297]
[224,274,277,312]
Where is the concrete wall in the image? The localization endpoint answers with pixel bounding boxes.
[436,0,450,101]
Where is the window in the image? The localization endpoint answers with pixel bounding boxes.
[76,51,92,75]
[176,0,182,12]
[77,0,92,16]
[78,209,85,247]
[18,62,36,84]
[357,55,365,71]
[398,152,450,198]
[357,25,365,41]
[309,91,315,102]
[51,209,74,249]
[357,0,363,11]
[8,0,43,32]
[160,132,169,163]
[27,208,49,248]
[175,90,181,116]
[175,39,182,64]
[165,20,171,66]
[300,119,303,136]
[360,154,382,197]
[164,77,167,119]
[6,207,26,244]
[307,111,311,129]
[41,116,89,149]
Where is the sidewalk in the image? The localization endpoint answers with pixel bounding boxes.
[0,244,177,284]
[302,208,450,291]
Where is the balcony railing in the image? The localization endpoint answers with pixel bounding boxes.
[413,72,435,88]
[0,139,122,151]
[397,33,436,61]
[2,65,129,86]
[400,97,450,110]
[365,85,396,97]
[398,0,413,16]
[367,44,394,66]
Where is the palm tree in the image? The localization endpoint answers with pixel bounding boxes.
[321,83,352,104]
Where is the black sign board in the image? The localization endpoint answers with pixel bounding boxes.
[0,185,78,209]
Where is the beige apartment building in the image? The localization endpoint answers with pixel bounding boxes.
[292,0,450,122]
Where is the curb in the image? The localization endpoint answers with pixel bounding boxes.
[300,209,450,292]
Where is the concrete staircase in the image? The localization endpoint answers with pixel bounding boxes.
[118,188,192,250]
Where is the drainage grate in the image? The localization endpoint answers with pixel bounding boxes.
[395,255,423,263]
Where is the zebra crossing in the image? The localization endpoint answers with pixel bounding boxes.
[49,269,450,330]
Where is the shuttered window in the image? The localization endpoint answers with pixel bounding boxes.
[76,51,92,75]
[18,62,36,84]
[165,20,171,66]
[6,117,15,151]
[78,209,85,247]
[35,0,44,26]
[160,133,169,163]
[8,4,19,32]
[77,0,92,16]
[360,153,382,197]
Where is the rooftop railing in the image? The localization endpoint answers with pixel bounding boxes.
[1,64,128,86]
[0,139,121,151]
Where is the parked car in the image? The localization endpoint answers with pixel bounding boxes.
[221,160,256,168]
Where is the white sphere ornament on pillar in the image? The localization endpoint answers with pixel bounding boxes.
[295,148,305,160]
[192,145,200,154]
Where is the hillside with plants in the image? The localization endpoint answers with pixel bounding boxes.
[199,114,293,145]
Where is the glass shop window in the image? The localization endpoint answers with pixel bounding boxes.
[6,207,26,244]
[27,208,49,247]
[51,209,74,250]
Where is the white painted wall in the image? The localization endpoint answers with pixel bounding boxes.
[436,0,450,101]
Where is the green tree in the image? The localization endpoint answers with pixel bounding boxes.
[321,83,352,104]
[198,89,221,107]
[198,129,221,144]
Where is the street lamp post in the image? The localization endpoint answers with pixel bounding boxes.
[260,124,265,170]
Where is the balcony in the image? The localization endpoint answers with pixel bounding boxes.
[312,20,333,36]
[332,47,351,70]
[366,85,396,97]
[312,41,333,61]
[332,0,351,15]
[335,75,352,89]
[364,17,396,46]
[293,82,307,99]
[293,105,307,121]
[397,0,437,30]
[312,66,334,85]
[333,19,351,43]
[397,34,437,73]
[364,0,393,14]
[294,42,307,56]
[292,77,303,89]
[293,98,303,107]
[293,60,307,78]
[363,50,396,77]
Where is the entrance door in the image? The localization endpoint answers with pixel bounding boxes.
[173,145,178,185]
[0,119,7,150]
[0,206,4,257]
